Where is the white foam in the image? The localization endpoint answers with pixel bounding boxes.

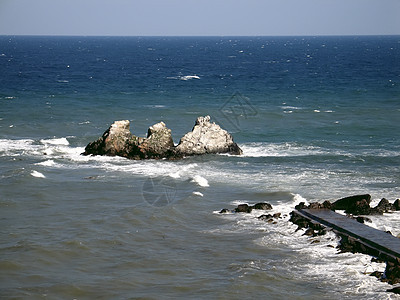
[31,170,45,178]
[240,142,324,158]
[36,160,56,167]
[40,137,69,146]
[191,175,209,187]
[0,139,37,156]
[193,191,204,197]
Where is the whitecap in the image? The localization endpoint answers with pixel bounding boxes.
[193,191,204,197]
[180,75,200,81]
[280,106,302,110]
[31,170,45,178]
[313,109,321,113]
[191,175,209,187]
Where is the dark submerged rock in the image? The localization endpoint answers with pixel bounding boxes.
[253,202,273,210]
[233,202,274,213]
[258,214,273,221]
[371,198,393,215]
[384,261,400,285]
[295,202,307,210]
[235,204,252,213]
[393,199,400,211]
[387,286,400,295]
[289,211,327,235]
[370,271,383,279]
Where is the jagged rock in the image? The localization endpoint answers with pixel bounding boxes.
[371,198,393,215]
[384,261,400,284]
[232,202,274,213]
[289,210,327,235]
[137,122,175,159]
[219,208,231,214]
[308,202,324,209]
[273,213,281,218]
[83,120,173,160]
[235,204,252,213]
[295,202,307,210]
[175,116,242,156]
[253,202,273,210]
[332,194,372,215]
[83,120,133,157]
[83,116,242,160]
[322,200,333,209]
[258,214,273,221]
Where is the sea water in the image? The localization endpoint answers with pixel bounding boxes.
[0,36,399,299]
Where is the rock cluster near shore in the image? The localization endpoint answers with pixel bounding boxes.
[289,194,400,293]
[219,194,400,294]
[295,194,400,216]
[83,116,242,159]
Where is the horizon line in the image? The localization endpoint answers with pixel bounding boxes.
[1,33,399,38]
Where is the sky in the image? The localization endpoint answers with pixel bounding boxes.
[0,0,399,36]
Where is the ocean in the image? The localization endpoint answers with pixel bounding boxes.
[0,35,399,299]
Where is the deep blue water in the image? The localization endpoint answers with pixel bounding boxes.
[1,36,400,299]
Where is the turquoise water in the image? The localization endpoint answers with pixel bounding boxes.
[1,36,400,299]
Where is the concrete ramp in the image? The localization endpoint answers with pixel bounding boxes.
[296,208,400,261]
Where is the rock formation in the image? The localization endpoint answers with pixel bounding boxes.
[83,116,242,159]
[175,116,242,156]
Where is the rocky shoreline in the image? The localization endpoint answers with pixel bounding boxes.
[219,194,400,294]
[83,116,242,159]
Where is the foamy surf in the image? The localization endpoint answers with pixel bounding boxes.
[31,170,45,178]
[36,160,56,167]
[40,137,69,146]
[239,142,325,158]
[191,175,209,187]
[212,192,395,299]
